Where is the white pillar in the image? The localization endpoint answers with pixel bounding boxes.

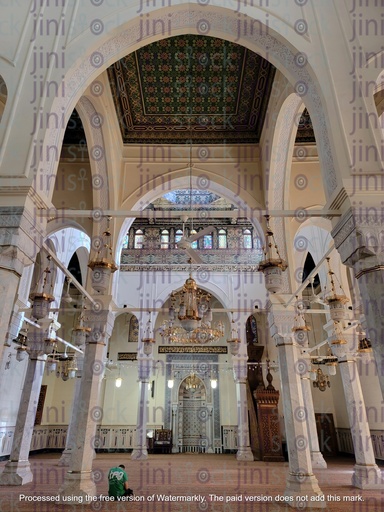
[326,324,383,489]
[207,404,214,454]
[233,355,253,461]
[57,356,84,467]
[131,354,152,460]
[59,307,113,501]
[300,370,327,469]
[171,404,178,453]
[338,359,382,488]
[0,323,48,485]
[298,346,327,469]
[269,306,325,507]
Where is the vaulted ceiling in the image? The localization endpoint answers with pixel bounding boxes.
[107,34,276,144]
[63,35,315,146]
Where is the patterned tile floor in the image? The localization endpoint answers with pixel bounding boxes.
[0,453,383,511]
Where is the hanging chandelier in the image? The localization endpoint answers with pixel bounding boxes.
[258,215,287,293]
[324,258,349,321]
[88,216,118,293]
[30,259,55,320]
[184,372,200,390]
[311,367,330,392]
[160,274,224,344]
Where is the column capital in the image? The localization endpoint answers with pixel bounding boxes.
[0,191,49,274]
[86,307,115,345]
[267,305,296,345]
[332,207,384,269]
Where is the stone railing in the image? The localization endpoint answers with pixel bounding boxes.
[336,428,384,460]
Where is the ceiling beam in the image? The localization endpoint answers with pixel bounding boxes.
[42,208,341,220]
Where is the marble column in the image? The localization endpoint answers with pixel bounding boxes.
[233,355,254,461]
[0,321,49,485]
[332,208,384,398]
[268,306,325,507]
[207,404,214,454]
[131,354,152,460]
[57,354,84,467]
[327,327,382,489]
[298,337,327,469]
[58,307,114,501]
[171,404,178,453]
[0,205,42,363]
[300,368,327,469]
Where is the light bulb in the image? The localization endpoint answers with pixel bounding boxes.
[115,377,122,388]
[210,379,217,389]
[167,379,174,389]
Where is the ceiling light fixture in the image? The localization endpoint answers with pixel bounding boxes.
[88,216,118,293]
[160,273,223,344]
[258,215,287,293]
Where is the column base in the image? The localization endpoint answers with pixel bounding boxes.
[58,470,96,503]
[236,448,254,461]
[311,452,327,469]
[285,472,326,508]
[131,448,148,460]
[57,450,72,467]
[352,464,383,489]
[0,460,33,486]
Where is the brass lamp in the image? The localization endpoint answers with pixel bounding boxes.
[88,216,118,293]
[258,216,287,293]
[30,263,55,320]
[324,258,349,321]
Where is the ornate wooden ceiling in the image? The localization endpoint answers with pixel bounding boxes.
[63,36,316,146]
[107,35,276,144]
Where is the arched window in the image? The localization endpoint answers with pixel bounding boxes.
[134,229,144,249]
[203,234,213,249]
[243,229,252,249]
[122,234,129,249]
[161,229,170,249]
[175,229,183,246]
[190,229,198,249]
[218,229,227,249]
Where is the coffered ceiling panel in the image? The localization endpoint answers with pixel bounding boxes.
[107,35,276,144]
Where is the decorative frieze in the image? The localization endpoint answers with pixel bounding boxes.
[158,346,228,354]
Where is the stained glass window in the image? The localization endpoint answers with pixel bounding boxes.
[134,229,144,249]
[218,229,227,249]
[175,229,183,245]
[190,229,198,249]
[161,229,170,249]
[122,234,129,249]
[243,229,252,249]
[203,234,213,249]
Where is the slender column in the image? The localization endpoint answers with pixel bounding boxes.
[233,355,253,461]
[59,306,113,501]
[338,359,382,488]
[268,306,325,507]
[207,404,214,454]
[327,327,382,489]
[332,208,384,398]
[0,322,48,485]
[131,354,152,460]
[298,338,327,469]
[300,369,327,469]
[57,355,84,467]
[171,404,178,453]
